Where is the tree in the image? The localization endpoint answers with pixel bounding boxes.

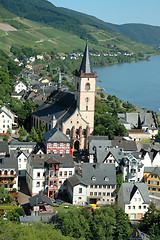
[19,126,27,137]
[29,127,39,142]
[6,127,12,134]
[0,185,13,204]
[37,122,46,142]
[114,208,132,240]
[3,136,8,142]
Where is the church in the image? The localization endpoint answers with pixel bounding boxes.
[32,41,97,150]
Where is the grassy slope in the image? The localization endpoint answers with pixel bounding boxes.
[0,0,158,54]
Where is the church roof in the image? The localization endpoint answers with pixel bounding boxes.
[32,90,76,125]
[79,39,92,74]
[43,128,70,143]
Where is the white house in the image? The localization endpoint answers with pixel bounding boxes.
[26,154,75,197]
[14,81,27,94]
[0,106,18,134]
[118,182,150,220]
[66,174,87,205]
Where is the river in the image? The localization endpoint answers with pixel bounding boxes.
[94,55,160,114]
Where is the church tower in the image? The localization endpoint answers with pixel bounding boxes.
[75,40,97,134]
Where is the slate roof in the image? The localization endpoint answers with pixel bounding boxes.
[144,167,155,173]
[67,174,87,187]
[29,194,53,207]
[9,140,37,147]
[32,90,76,125]
[111,140,137,151]
[79,40,92,74]
[0,142,9,153]
[43,128,70,143]
[88,135,109,144]
[119,182,150,204]
[148,167,160,179]
[82,163,116,185]
[0,157,18,172]
[89,139,112,154]
[30,154,74,168]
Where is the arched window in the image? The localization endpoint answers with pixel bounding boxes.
[0,170,2,175]
[86,106,88,111]
[85,83,90,91]
[4,170,8,175]
[66,129,70,135]
[10,170,14,175]
[76,129,79,135]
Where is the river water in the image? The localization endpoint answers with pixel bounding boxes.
[94,55,160,114]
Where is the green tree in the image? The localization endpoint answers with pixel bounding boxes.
[6,127,12,134]
[3,136,8,142]
[29,127,39,142]
[0,185,13,204]
[19,126,27,137]
[114,208,132,240]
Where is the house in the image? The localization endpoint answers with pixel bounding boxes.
[66,174,87,205]
[0,142,9,156]
[14,81,27,94]
[125,229,150,240]
[26,153,75,197]
[10,150,29,177]
[145,167,160,194]
[118,182,150,220]
[11,91,24,100]
[43,128,71,154]
[32,40,97,150]
[118,112,158,140]
[0,157,18,191]
[120,153,144,182]
[0,105,18,134]
[29,193,53,213]
[9,140,37,154]
[37,55,44,60]
[81,163,116,205]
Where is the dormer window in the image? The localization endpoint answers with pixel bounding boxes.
[92,176,96,181]
[104,176,109,181]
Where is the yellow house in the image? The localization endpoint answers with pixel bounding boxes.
[145,167,160,193]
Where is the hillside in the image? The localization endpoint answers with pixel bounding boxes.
[106,23,160,47]
[0,0,158,55]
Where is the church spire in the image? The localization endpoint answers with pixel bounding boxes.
[57,68,62,91]
[79,39,92,74]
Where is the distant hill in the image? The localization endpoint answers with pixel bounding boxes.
[0,0,159,54]
[106,23,160,47]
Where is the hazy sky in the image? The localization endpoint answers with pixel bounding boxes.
[49,0,160,26]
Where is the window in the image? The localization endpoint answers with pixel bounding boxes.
[7,120,9,123]
[37,182,40,187]
[18,164,21,168]
[64,171,67,177]
[107,185,110,189]
[99,185,102,188]
[50,171,53,177]
[2,115,4,118]
[94,192,97,196]
[128,206,131,209]
[107,192,110,196]
[69,171,72,176]
[155,181,159,185]
[59,181,62,186]
[92,176,96,181]
[19,159,21,162]
[143,205,146,209]
[66,129,70,135]
[24,158,26,162]
[138,198,141,202]
[85,83,90,90]
[90,192,93,196]
[134,198,137,202]
[3,120,5,123]
[43,172,45,177]
[86,106,88,111]
[59,172,62,177]
[79,188,82,193]
[50,181,53,187]
[103,192,106,196]
[98,192,101,196]
[79,197,82,200]
[133,206,135,209]
[139,206,141,209]
[104,176,109,181]
[103,185,106,188]
[3,125,5,128]
[90,185,93,188]
[37,172,40,177]
[95,185,97,188]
